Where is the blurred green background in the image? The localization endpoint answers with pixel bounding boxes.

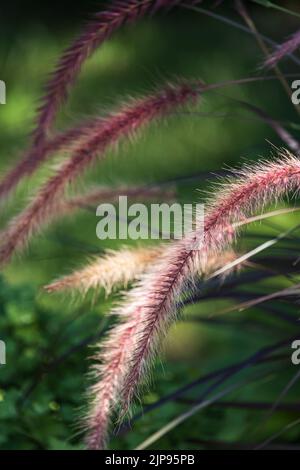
[1,0,300,450]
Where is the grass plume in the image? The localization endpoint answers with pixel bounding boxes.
[264,29,300,68]
[0,116,105,203]
[45,244,238,297]
[84,150,300,449]
[0,79,201,267]
[44,245,164,296]
[63,184,176,211]
[84,248,239,449]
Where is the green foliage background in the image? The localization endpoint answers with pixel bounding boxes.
[1,0,300,450]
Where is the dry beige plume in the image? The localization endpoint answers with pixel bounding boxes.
[82,245,241,449]
[44,245,164,296]
[44,245,239,297]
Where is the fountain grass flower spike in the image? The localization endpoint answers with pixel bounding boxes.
[84,151,300,449]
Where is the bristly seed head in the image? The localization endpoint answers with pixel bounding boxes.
[84,150,300,449]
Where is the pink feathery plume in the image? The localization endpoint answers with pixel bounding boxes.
[85,150,300,449]
[121,152,300,407]
[0,80,201,267]
[0,1,197,203]
[0,116,104,202]
[84,248,239,449]
[264,29,300,68]
[33,0,196,146]
[36,183,176,228]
